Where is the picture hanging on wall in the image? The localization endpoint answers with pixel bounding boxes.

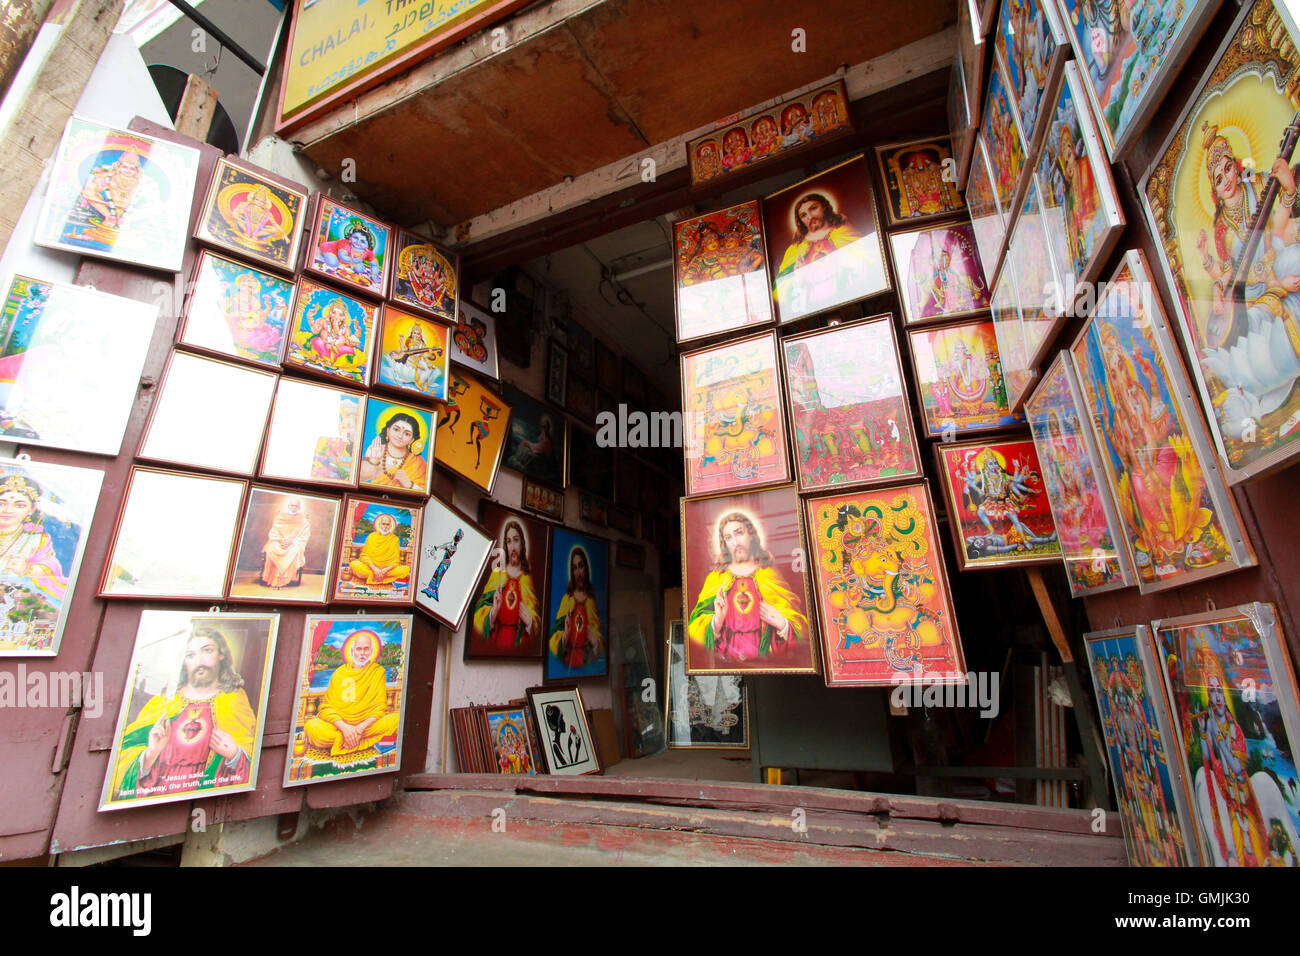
[874,136,966,226]
[193,156,308,273]
[888,219,991,325]
[34,115,200,272]
[546,339,567,406]
[414,496,494,632]
[179,250,295,368]
[303,195,391,296]
[0,457,103,658]
[331,495,420,605]
[1005,173,1068,370]
[284,614,413,787]
[373,305,450,404]
[357,397,435,496]
[435,367,510,494]
[763,154,891,324]
[284,277,380,386]
[544,528,610,681]
[993,0,1068,158]
[989,253,1037,411]
[388,229,459,323]
[672,200,774,344]
[665,620,749,750]
[99,610,278,811]
[566,425,614,500]
[466,501,550,661]
[502,385,566,487]
[965,133,1007,278]
[522,477,564,521]
[526,685,601,775]
[906,318,1024,438]
[451,300,499,380]
[0,274,157,456]
[227,486,341,604]
[260,378,365,489]
[980,55,1028,222]
[950,0,986,188]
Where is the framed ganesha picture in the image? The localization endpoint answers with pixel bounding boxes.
[179,250,295,368]
[906,319,1024,438]
[284,278,380,387]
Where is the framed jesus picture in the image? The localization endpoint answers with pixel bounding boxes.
[179,251,295,368]
[803,482,965,687]
[544,528,610,681]
[763,155,890,324]
[906,319,1024,438]
[680,484,817,675]
[227,487,341,604]
[874,136,966,227]
[373,305,450,404]
[193,157,307,273]
[330,495,421,606]
[284,614,413,786]
[357,397,435,497]
[388,229,458,323]
[465,502,550,660]
[888,220,991,325]
[672,200,774,344]
[435,367,510,493]
[526,685,600,775]
[414,495,493,632]
[303,195,391,297]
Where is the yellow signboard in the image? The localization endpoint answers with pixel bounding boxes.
[279,0,525,129]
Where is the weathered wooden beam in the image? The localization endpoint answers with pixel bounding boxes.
[174,73,219,144]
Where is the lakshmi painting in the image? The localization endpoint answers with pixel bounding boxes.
[888,220,991,324]
[284,278,379,386]
[672,200,773,343]
[907,319,1024,438]
[180,251,294,368]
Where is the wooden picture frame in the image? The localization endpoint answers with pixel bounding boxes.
[874,136,967,227]
[178,250,295,369]
[502,384,567,488]
[543,528,610,681]
[330,494,421,606]
[356,397,436,497]
[465,501,551,661]
[526,685,601,775]
[227,486,342,604]
[522,477,565,521]
[664,620,750,750]
[435,366,511,494]
[284,277,381,387]
[546,339,568,406]
[672,199,775,345]
[301,194,392,297]
[452,299,500,380]
[485,704,538,774]
[388,228,459,323]
[906,318,1025,439]
[371,305,451,404]
[888,219,991,325]
[259,378,366,490]
[193,156,308,274]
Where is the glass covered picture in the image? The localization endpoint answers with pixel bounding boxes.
[332,496,420,605]
[907,319,1023,438]
[502,385,565,487]
[672,200,773,344]
[934,436,1062,570]
[284,615,412,786]
[1083,625,1199,866]
[34,116,200,272]
[980,57,1027,218]
[681,331,790,496]
[763,155,890,324]
[1152,603,1300,866]
[966,133,1007,275]
[545,528,610,681]
[889,220,991,325]
[1142,0,1300,481]
[99,611,278,811]
[227,487,341,604]
[0,458,102,657]
[467,502,550,660]
[451,300,499,379]
[0,275,156,455]
[486,705,537,773]
[284,278,379,386]
[527,685,600,775]
[193,157,307,272]
[137,352,277,476]
[874,136,966,226]
[414,496,493,631]
[304,196,391,295]
[374,306,449,403]
[666,620,749,749]
[681,484,816,675]
[804,482,965,688]
[781,316,920,491]
[1069,251,1256,593]
[179,251,294,367]
[989,260,1037,411]
[357,398,435,496]
[388,229,458,323]
[1005,174,1067,368]
[434,367,510,493]
[100,468,246,600]
[993,0,1067,155]
[260,378,364,488]
[1024,354,1135,597]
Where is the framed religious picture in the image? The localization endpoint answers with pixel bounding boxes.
[1141,0,1300,481]
[803,481,965,687]
[614,452,638,508]
[137,351,277,477]
[503,385,566,487]
[874,136,966,227]
[451,300,499,380]
[0,457,103,657]
[565,369,596,425]
[227,486,341,604]
[356,398,435,497]
[980,54,1029,223]
[566,425,614,500]
[522,477,565,521]
[672,200,774,344]
[193,157,308,273]
[989,255,1038,411]
[485,704,537,774]
[951,0,987,189]
[993,0,1068,159]
[388,229,459,323]
[1058,0,1222,160]
[781,316,921,491]
[546,339,567,406]
[1036,62,1125,324]
[303,195,391,296]
[0,274,156,456]
[566,322,594,379]
[888,220,991,325]
[1151,603,1300,866]
[615,539,645,570]
[764,154,890,323]
[284,614,413,786]
[34,116,200,272]
[284,277,380,387]
[260,378,365,489]
[435,367,511,493]
[373,305,450,404]
[99,610,278,811]
[179,250,295,368]
[594,339,619,394]
[665,620,749,749]
[465,502,550,660]
[578,492,608,526]
[414,496,494,631]
[526,685,601,775]
[965,133,1008,280]
[933,436,1063,570]
[1004,173,1067,369]
[680,484,817,675]
[100,467,246,600]
[544,528,610,680]
[1069,250,1257,592]
[1024,354,1136,597]
[907,318,1025,438]
[331,495,420,605]
[681,331,790,496]
[1082,624,1202,867]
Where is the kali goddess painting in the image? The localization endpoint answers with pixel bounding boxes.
[332,497,419,604]
[1069,251,1255,592]
[672,200,773,344]
[889,220,990,324]
[181,251,294,367]
[935,437,1061,570]
[908,319,1023,438]
[545,528,610,680]
[306,197,391,294]
[389,230,458,322]
[681,485,816,675]
[1083,626,1199,866]
[681,331,790,496]
[781,316,920,491]
[804,483,965,687]
[468,502,549,660]
[1024,355,1134,597]
[1153,604,1300,867]
[875,136,966,226]
[285,278,378,385]
[1143,0,1300,480]
[195,157,306,272]
[284,615,411,785]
